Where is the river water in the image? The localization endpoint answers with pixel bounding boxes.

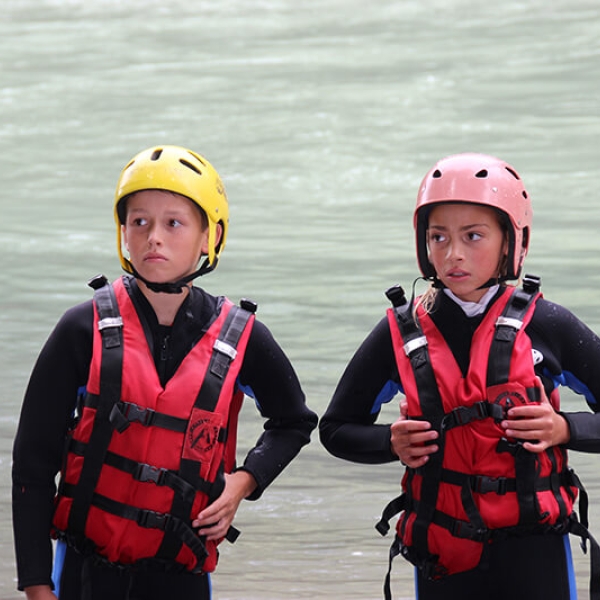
[2,1,600,598]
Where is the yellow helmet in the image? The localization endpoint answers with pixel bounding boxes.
[114,145,228,277]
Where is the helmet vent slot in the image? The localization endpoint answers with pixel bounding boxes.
[150,149,163,161]
[475,169,488,178]
[505,166,520,180]
[432,169,442,178]
[179,159,202,176]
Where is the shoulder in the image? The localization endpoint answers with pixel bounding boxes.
[529,295,599,347]
[531,296,586,328]
[55,298,95,340]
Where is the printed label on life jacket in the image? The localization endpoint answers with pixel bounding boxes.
[487,382,537,418]
[183,408,223,463]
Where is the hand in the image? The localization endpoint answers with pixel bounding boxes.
[192,470,257,541]
[24,585,58,600]
[501,378,570,453]
[390,399,439,468]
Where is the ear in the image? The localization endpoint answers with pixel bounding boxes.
[121,224,129,252]
[201,223,223,255]
[214,223,223,248]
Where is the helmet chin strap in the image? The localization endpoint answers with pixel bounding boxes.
[127,257,216,294]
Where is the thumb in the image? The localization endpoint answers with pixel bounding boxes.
[400,398,408,419]
[534,376,550,405]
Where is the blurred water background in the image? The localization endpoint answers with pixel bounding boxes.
[2,1,600,598]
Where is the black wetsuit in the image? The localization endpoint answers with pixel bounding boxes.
[13,276,318,599]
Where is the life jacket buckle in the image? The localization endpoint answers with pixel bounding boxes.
[451,519,488,541]
[137,509,171,531]
[473,475,508,495]
[135,463,166,485]
[123,402,156,427]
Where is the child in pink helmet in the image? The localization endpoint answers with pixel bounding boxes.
[320,153,600,600]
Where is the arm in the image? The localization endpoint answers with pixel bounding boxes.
[23,586,58,600]
[319,317,403,464]
[12,302,93,591]
[226,319,317,499]
[515,298,600,453]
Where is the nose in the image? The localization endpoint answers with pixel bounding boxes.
[147,222,162,246]
[445,239,464,261]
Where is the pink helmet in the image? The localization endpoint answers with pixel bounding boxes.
[414,153,532,281]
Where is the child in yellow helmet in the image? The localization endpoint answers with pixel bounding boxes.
[13,145,318,600]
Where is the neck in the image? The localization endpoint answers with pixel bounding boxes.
[138,280,191,325]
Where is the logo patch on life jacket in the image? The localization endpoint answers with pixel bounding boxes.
[487,382,536,419]
[183,408,223,462]
[492,389,527,412]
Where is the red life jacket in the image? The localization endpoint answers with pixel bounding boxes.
[52,276,255,574]
[380,280,579,581]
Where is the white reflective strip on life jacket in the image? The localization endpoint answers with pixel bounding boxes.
[97,316,123,330]
[403,336,427,357]
[213,339,237,360]
[495,316,523,330]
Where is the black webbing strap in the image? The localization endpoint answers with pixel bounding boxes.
[389,301,446,573]
[568,516,600,600]
[487,275,540,385]
[155,301,255,566]
[68,439,212,504]
[194,303,256,412]
[109,400,190,433]
[488,278,541,525]
[375,493,406,536]
[441,401,504,431]
[546,448,569,520]
[68,276,124,536]
[84,394,191,433]
[88,488,209,573]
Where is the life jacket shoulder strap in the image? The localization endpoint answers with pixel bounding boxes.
[68,275,124,536]
[487,274,541,385]
[193,298,257,412]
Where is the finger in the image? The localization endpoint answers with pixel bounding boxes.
[392,419,435,433]
[400,399,409,418]
[193,504,224,528]
[521,440,548,453]
[406,431,439,445]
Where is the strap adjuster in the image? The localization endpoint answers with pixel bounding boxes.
[495,316,523,330]
[213,339,237,360]
[403,336,427,357]
[473,475,509,495]
[123,402,155,427]
[137,509,171,531]
[97,316,123,331]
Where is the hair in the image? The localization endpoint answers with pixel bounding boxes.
[415,205,510,316]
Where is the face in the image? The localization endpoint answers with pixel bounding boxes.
[121,190,209,285]
[427,203,507,303]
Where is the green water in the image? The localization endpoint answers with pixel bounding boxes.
[2,1,600,598]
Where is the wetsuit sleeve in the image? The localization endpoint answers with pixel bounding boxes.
[319,317,401,464]
[12,301,93,591]
[236,320,318,500]
[529,298,600,453]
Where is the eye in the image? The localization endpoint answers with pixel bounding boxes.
[467,231,482,241]
[131,217,147,227]
[169,219,182,228]
[428,231,446,243]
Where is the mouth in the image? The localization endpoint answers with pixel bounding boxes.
[144,253,167,262]
[446,269,469,280]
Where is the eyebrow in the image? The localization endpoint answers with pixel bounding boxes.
[428,222,491,231]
